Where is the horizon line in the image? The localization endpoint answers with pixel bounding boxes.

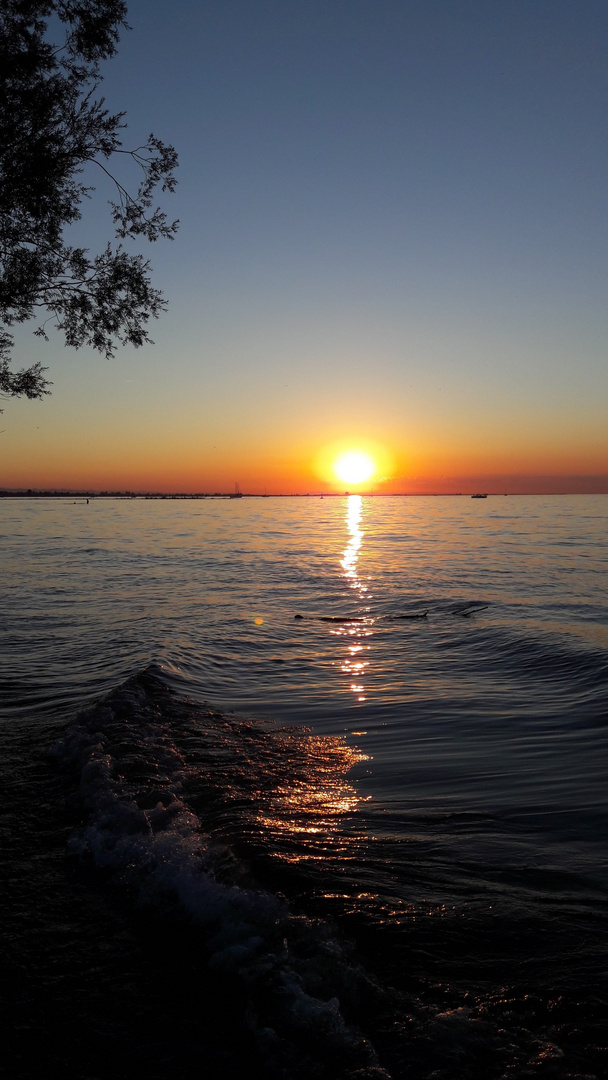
[3,489,608,499]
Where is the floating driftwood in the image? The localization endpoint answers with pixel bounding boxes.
[385,611,428,620]
[294,611,428,622]
[294,614,365,622]
[451,604,489,617]
[294,605,489,622]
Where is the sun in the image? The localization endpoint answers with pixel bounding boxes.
[314,439,394,490]
[333,450,376,486]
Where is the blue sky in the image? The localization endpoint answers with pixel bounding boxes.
[4,0,608,491]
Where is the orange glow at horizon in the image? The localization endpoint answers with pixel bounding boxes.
[2,396,608,494]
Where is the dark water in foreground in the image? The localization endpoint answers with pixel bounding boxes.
[2,495,607,1078]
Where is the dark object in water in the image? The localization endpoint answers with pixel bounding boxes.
[387,611,428,620]
[294,611,428,621]
[295,606,489,621]
[471,493,488,498]
[294,614,365,622]
[451,604,489,617]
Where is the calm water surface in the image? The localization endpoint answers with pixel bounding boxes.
[2,495,607,1078]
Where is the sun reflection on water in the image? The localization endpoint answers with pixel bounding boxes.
[336,495,374,703]
[340,495,367,597]
[254,734,370,864]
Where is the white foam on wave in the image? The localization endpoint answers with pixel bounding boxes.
[55,671,391,1079]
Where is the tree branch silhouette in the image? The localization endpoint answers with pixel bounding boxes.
[0,0,179,405]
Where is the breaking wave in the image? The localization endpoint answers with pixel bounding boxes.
[54,666,389,1079]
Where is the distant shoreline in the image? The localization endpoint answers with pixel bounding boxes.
[2,490,607,499]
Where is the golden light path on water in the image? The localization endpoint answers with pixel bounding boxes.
[253,733,370,863]
[335,495,373,704]
[254,498,375,862]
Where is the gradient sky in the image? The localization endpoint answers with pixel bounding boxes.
[3,0,608,492]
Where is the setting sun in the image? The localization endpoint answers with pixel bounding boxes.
[333,450,376,486]
[313,440,395,491]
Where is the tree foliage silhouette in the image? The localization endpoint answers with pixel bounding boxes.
[0,0,178,403]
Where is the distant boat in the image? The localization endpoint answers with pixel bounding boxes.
[229,483,243,499]
[471,493,488,499]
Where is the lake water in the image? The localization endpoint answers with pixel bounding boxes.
[2,494,607,1078]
